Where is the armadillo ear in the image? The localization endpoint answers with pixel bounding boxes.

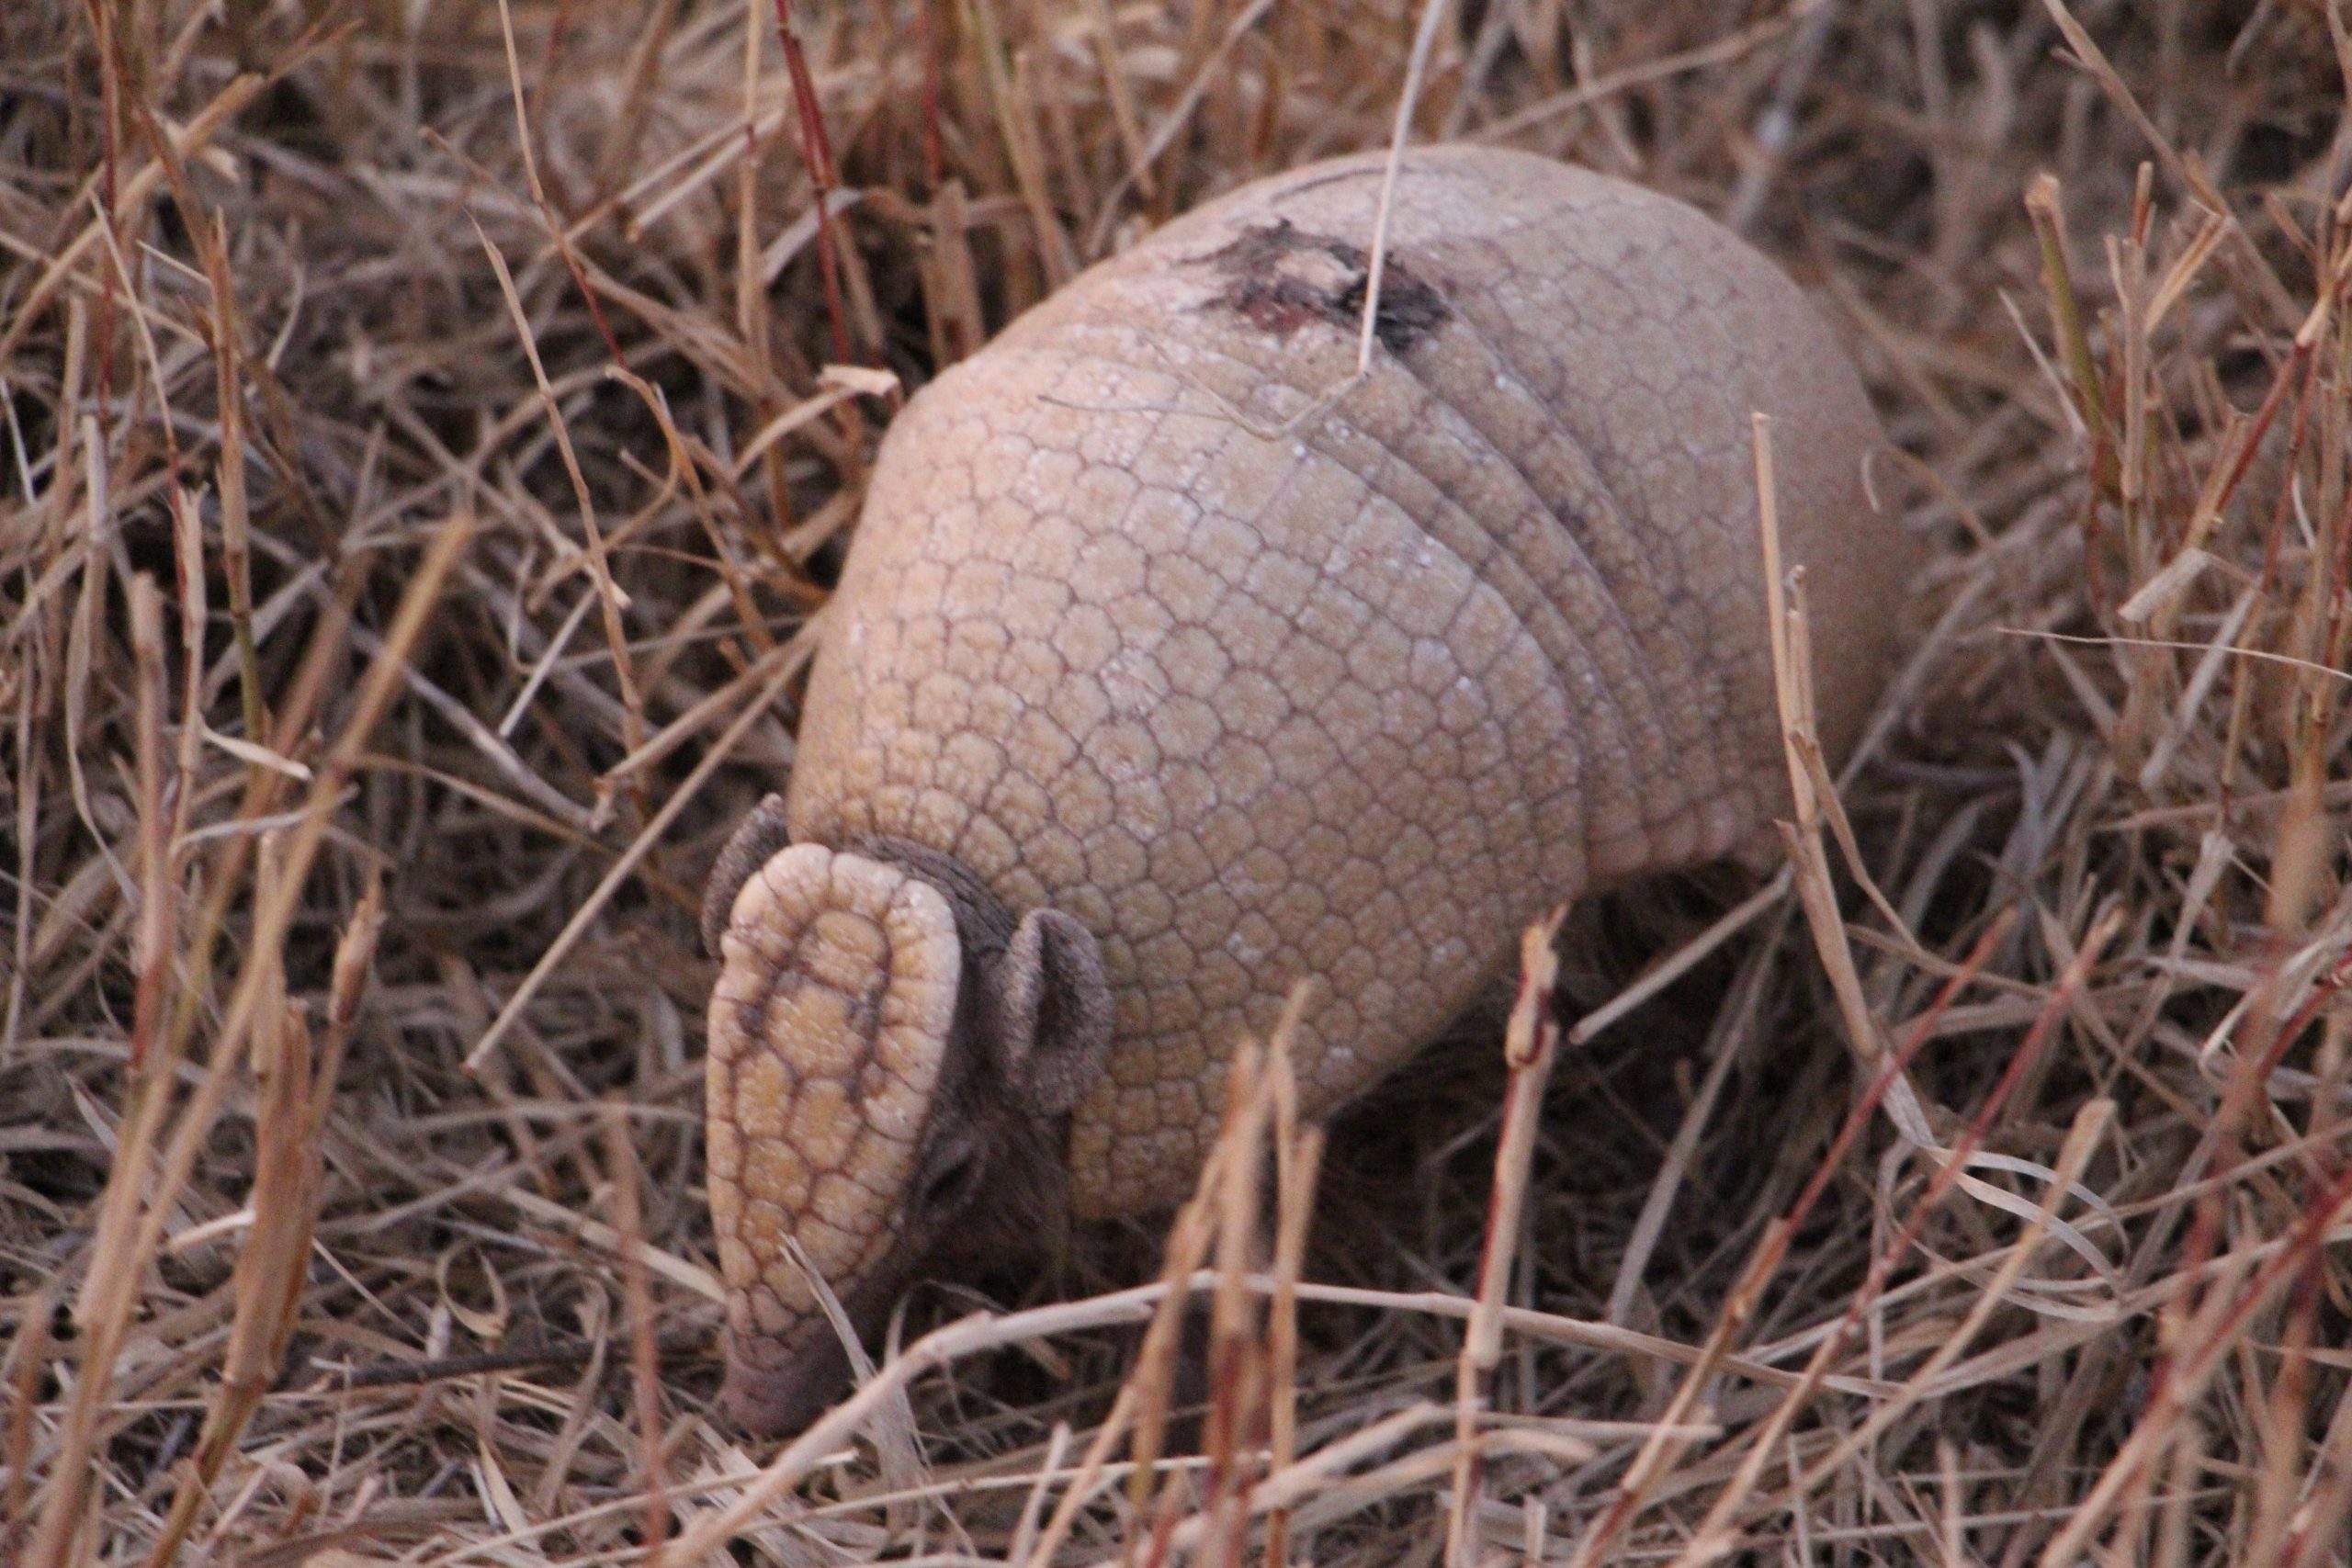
[702,795,793,957]
[998,909,1112,1115]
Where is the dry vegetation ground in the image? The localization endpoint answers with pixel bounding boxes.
[5,2,2352,1564]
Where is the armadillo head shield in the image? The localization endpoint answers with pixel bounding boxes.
[704,806,1113,1436]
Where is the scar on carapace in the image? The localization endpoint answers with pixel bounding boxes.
[1204,220,1451,355]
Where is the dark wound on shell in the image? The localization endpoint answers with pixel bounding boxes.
[1208,219,1451,353]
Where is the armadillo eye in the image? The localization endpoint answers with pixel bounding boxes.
[915,1141,983,1215]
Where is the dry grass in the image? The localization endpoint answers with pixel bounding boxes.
[4,2,2351,1564]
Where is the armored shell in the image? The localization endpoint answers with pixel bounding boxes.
[780,144,1905,1218]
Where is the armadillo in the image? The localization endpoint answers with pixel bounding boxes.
[701,145,1913,1435]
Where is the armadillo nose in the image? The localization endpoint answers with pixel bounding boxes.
[722,1327,854,1438]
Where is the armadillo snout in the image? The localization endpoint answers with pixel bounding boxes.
[723,1317,855,1438]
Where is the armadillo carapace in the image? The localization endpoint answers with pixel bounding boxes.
[703,144,1912,1433]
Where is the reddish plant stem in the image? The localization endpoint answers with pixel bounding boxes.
[918,0,947,190]
[774,0,854,366]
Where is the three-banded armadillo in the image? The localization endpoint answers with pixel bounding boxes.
[702,145,1913,1434]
